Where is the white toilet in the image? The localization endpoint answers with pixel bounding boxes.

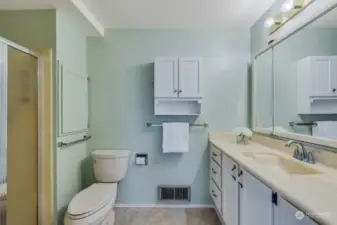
[64,149,130,225]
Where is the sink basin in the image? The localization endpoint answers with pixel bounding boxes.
[242,152,322,175]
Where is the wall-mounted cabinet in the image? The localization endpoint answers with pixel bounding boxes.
[57,62,89,136]
[209,144,318,225]
[154,57,202,115]
[297,56,337,114]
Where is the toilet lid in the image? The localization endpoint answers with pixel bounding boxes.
[68,183,117,216]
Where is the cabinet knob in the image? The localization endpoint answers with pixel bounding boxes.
[231,175,236,181]
[212,152,217,157]
[231,165,236,171]
[212,169,217,174]
[212,193,217,198]
[179,90,182,93]
[174,89,178,93]
[333,88,336,93]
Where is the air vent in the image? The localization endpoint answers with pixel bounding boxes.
[158,186,191,201]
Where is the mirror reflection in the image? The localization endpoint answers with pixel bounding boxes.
[274,7,337,139]
[255,49,273,130]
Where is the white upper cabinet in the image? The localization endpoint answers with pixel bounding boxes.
[297,56,337,114]
[178,57,202,98]
[58,62,89,136]
[274,196,318,225]
[239,169,273,225]
[154,57,179,98]
[155,57,202,99]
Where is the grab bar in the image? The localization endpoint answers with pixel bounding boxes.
[57,135,91,148]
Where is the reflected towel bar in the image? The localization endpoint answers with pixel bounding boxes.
[58,135,92,148]
[289,122,317,127]
[147,122,208,127]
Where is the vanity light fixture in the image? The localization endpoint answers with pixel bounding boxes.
[266,0,313,34]
[264,17,275,28]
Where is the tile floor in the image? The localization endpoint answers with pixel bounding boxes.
[114,208,221,225]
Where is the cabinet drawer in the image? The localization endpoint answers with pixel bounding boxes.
[210,145,221,165]
[210,179,221,212]
[211,159,221,188]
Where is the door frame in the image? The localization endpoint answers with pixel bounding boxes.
[0,36,54,225]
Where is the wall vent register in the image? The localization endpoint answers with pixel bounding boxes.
[158,186,191,201]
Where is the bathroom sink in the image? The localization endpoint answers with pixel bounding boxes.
[242,152,323,175]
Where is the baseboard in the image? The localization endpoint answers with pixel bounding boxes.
[114,204,214,209]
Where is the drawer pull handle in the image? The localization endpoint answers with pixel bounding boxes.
[238,170,243,177]
[231,165,236,171]
[212,169,217,174]
[212,193,217,198]
[231,175,236,181]
[212,152,218,157]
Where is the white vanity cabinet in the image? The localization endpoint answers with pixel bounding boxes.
[274,196,318,225]
[239,169,273,225]
[155,57,202,99]
[210,145,222,214]
[209,144,319,225]
[222,154,239,225]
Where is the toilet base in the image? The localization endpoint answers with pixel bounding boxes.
[65,209,115,225]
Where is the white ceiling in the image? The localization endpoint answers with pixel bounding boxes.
[0,0,276,29]
[82,0,276,28]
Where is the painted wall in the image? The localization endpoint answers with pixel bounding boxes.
[86,29,250,204]
[55,9,88,224]
[0,10,56,49]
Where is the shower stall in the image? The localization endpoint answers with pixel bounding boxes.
[0,37,41,225]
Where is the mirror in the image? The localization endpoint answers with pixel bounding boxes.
[253,5,337,147]
[274,6,337,139]
[255,49,273,131]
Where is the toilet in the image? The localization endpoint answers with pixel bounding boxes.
[64,149,130,225]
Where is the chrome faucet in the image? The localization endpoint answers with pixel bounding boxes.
[284,140,315,164]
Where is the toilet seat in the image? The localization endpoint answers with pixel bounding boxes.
[67,183,117,219]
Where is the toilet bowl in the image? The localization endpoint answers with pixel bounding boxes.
[64,149,130,225]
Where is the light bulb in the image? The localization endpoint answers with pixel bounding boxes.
[281,0,294,13]
[264,17,275,28]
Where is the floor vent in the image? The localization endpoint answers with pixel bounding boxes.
[158,186,191,201]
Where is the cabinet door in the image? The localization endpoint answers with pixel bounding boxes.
[154,57,179,98]
[222,154,239,225]
[178,57,201,98]
[239,169,273,225]
[275,196,318,225]
[58,63,88,136]
[311,57,337,97]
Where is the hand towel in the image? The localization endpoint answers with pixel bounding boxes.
[162,123,189,153]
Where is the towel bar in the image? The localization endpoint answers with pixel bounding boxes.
[147,122,208,127]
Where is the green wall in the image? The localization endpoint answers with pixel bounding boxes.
[87,29,250,204]
[55,9,88,224]
[0,10,56,49]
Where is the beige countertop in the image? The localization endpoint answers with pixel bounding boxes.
[209,133,337,225]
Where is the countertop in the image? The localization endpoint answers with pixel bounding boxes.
[209,133,337,225]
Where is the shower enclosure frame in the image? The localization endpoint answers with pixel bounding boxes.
[0,36,43,225]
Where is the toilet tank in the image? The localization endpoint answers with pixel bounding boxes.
[92,149,130,183]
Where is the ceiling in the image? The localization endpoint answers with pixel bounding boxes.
[81,0,276,29]
[0,0,276,29]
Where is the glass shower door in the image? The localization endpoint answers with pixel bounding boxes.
[6,46,38,225]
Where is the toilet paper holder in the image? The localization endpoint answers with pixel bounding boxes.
[135,154,148,165]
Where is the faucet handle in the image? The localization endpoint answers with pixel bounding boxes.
[307,151,315,164]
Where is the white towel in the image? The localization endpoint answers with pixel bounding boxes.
[162,123,189,153]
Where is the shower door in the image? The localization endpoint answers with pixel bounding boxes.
[5,44,39,225]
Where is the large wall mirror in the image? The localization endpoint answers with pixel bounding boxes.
[254,4,337,148]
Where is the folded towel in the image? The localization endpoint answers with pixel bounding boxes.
[162,123,189,153]
[0,183,7,199]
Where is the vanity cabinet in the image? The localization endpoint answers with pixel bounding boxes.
[239,169,273,225]
[222,154,239,225]
[155,57,202,99]
[209,144,318,225]
[274,195,318,225]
